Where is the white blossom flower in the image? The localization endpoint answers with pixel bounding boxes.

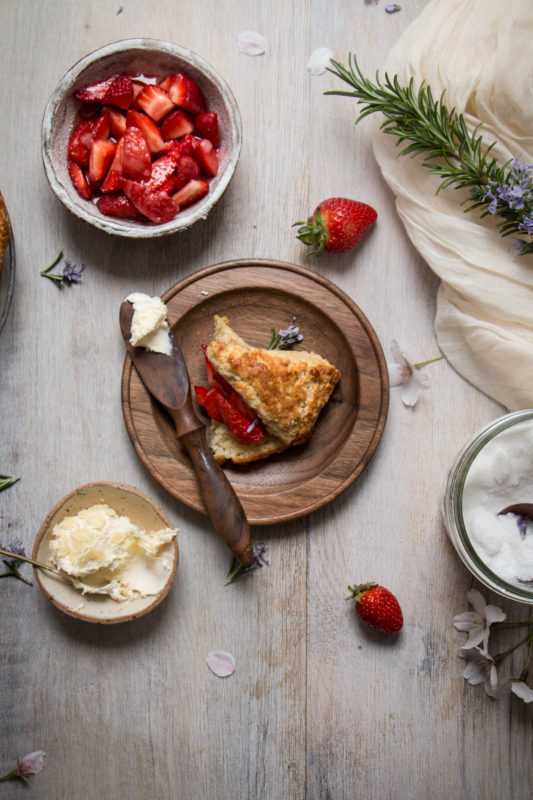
[511,680,533,703]
[460,647,499,690]
[206,650,236,677]
[454,589,506,650]
[237,31,267,56]
[387,340,431,407]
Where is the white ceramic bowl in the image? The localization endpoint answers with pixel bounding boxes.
[32,481,179,623]
[41,39,242,238]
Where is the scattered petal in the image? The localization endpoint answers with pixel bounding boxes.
[511,681,533,703]
[387,340,435,407]
[237,31,267,56]
[307,48,334,76]
[17,752,46,777]
[385,3,401,12]
[207,650,236,677]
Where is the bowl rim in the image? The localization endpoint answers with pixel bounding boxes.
[443,409,533,604]
[32,480,179,623]
[41,38,242,238]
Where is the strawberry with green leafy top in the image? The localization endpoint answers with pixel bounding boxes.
[295,197,377,255]
[347,583,403,633]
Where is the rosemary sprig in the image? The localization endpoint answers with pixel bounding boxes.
[326,54,533,256]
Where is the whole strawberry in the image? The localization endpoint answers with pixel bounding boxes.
[294,197,377,255]
[347,582,403,634]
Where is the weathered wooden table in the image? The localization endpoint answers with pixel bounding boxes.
[1,1,531,798]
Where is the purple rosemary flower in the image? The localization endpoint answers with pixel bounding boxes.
[1,538,25,567]
[62,259,84,283]
[268,317,304,350]
[41,251,84,285]
[225,542,270,585]
[0,751,46,784]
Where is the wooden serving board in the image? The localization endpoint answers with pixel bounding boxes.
[121,259,389,524]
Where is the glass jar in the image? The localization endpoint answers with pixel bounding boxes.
[443,409,533,604]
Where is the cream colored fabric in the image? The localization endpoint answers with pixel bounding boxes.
[372,0,533,410]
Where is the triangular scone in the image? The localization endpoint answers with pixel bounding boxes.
[207,316,340,447]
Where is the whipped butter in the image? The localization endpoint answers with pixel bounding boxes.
[49,504,177,601]
[126,292,172,355]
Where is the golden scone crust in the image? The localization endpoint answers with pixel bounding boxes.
[207,316,340,446]
[0,191,10,274]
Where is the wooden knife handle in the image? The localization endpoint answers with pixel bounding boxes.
[180,426,254,567]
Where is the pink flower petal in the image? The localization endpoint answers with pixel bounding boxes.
[207,650,236,677]
[237,31,267,56]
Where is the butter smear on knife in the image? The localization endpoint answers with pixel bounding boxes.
[126,292,172,355]
[49,504,177,601]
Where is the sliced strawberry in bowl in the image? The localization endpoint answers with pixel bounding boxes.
[142,144,182,191]
[121,179,179,224]
[75,75,115,103]
[68,160,92,200]
[172,178,209,209]
[122,127,152,180]
[194,111,219,147]
[97,192,141,218]
[160,109,194,141]
[125,109,169,155]
[68,119,95,166]
[104,106,127,138]
[136,85,175,122]
[100,136,125,193]
[193,138,218,177]
[167,73,206,115]
[102,73,134,110]
[174,155,201,191]
[88,139,117,187]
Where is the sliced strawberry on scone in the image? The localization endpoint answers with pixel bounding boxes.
[160,109,194,140]
[194,386,224,423]
[126,109,168,154]
[172,178,209,209]
[215,391,264,443]
[68,160,92,200]
[193,138,218,177]
[122,127,152,180]
[88,139,117,187]
[136,85,175,122]
[167,73,206,115]
[75,75,115,103]
[102,73,134,110]
[194,111,219,147]
[100,136,125,193]
[97,192,141,218]
[121,179,179,224]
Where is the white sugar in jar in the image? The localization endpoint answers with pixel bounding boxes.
[444,410,533,604]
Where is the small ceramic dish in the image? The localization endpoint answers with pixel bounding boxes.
[41,38,242,238]
[32,481,179,623]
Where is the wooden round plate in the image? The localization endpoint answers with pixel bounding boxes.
[121,259,389,524]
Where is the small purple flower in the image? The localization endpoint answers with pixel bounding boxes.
[269,317,304,350]
[62,260,84,283]
[225,542,270,585]
[1,539,26,567]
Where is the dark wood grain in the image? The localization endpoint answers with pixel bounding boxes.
[121,259,389,525]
